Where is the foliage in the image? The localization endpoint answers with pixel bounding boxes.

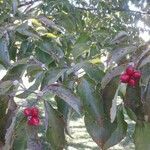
[0,0,150,149]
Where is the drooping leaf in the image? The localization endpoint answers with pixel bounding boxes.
[37,39,64,61]
[18,40,35,58]
[104,105,127,149]
[83,62,104,83]
[26,126,42,150]
[16,22,40,39]
[45,84,81,114]
[56,96,71,137]
[44,101,66,149]
[101,64,126,89]
[2,64,26,81]
[16,72,45,98]
[3,113,17,150]
[108,46,137,65]
[42,68,67,86]
[0,96,9,143]
[72,33,90,59]
[77,78,105,125]
[12,113,27,150]
[102,77,119,115]
[26,64,43,81]
[125,107,137,122]
[125,85,144,121]
[84,114,110,149]
[133,122,150,150]
[66,61,85,75]
[38,15,62,32]
[111,31,129,44]
[0,80,13,95]
[110,85,120,123]
[139,55,150,68]
[0,38,10,68]
[35,47,54,65]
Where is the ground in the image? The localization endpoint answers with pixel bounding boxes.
[67,115,135,150]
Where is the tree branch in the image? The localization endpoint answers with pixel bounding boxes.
[76,6,150,15]
[18,0,41,8]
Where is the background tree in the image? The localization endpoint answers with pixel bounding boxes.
[0,0,150,149]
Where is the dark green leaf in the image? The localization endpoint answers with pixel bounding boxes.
[72,33,90,59]
[16,72,45,98]
[77,78,104,125]
[45,84,81,114]
[42,68,67,86]
[0,38,10,68]
[104,105,127,149]
[37,39,64,61]
[0,80,13,95]
[44,101,66,149]
[134,122,150,150]
[101,64,126,89]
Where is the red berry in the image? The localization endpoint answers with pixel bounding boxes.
[28,117,40,126]
[133,71,141,79]
[128,79,136,87]
[126,66,134,76]
[23,108,31,117]
[120,73,130,83]
[31,107,39,117]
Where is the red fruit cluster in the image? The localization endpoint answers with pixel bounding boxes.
[23,107,40,126]
[120,66,141,87]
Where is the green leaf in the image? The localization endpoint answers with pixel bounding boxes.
[139,55,150,68]
[37,39,64,61]
[83,63,104,82]
[16,72,45,98]
[26,126,42,150]
[104,105,127,149]
[45,84,81,114]
[133,122,150,150]
[38,15,62,32]
[125,107,137,122]
[35,48,54,65]
[84,114,110,148]
[125,85,144,121]
[111,31,128,44]
[72,33,90,59]
[3,114,17,150]
[0,96,9,143]
[0,80,13,95]
[0,38,10,68]
[13,113,27,150]
[77,78,104,125]
[26,64,43,80]
[66,61,86,75]
[110,85,121,123]
[67,61,104,82]
[102,77,119,114]
[18,40,35,58]
[56,96,71,137]
[2,64,26,81]
[44,101,66,149]
[16,22,40,39]
[42,68,67,86]
[108,46,137,65]
[101,64,126,89]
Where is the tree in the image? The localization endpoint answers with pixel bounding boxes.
[0,0,150,149]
